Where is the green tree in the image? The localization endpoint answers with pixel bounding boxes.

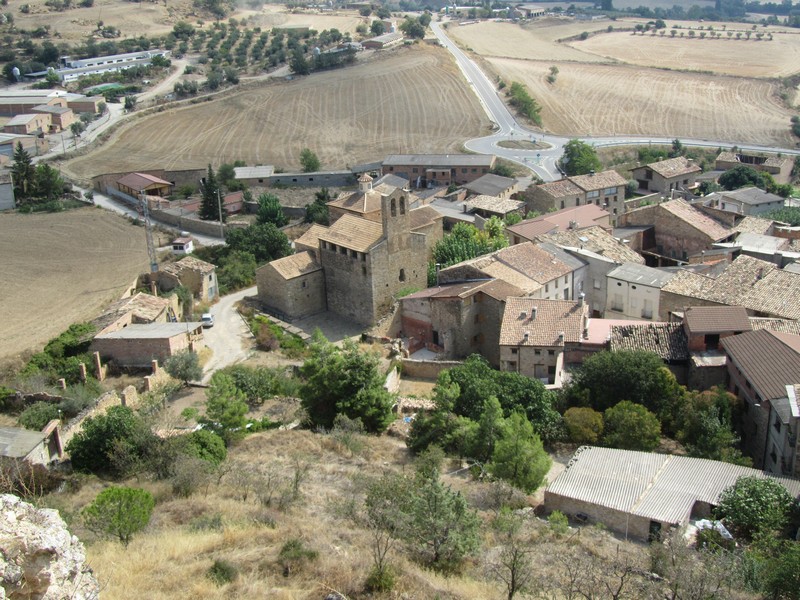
[675,387,749,465]
[715,476,796,541]
[70,121,84,138]
[290,48,310,75]
[430,222,508,284]
[560,139,603,176]
[199,164,226,222]
[488,412,551,493]
[225,222,291,263]
[163,350,202,384]
[299,334,394,433]
[124,95,137,111]
[181,429,227,465]
[18,402,60,431]
[217,249,257,291]
[563,406,603,444]
[200,371,248,445]
[370,20,385,36]
[399,17,425,39]
[765,206,800,226]
[11,142,34,200]
[82,486,154,547]
[256,193,288,227]
[32,163,64,201]
[364,473,414,590]
[299,147,320,172]
[718,165,765,190]
[471,396,507,462]
[66,405,156,477]
[305,187,331,225]
[763,542,800,600]
[603,400,661,451]
[489,509,537,600]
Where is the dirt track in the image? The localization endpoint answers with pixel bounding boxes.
[63,45,491,180]
[0,208,149,365]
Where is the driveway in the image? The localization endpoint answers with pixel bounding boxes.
[201,286,257,383]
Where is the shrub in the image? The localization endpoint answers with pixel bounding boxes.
[278,538,318,576]
[207,559,238,585]
[189,513,224,532]
[715,476,795,541]
[603,401,661,451]
[82,486,154,546]
[564,407,603,444]
[182,429,227,465]
[548,510,570,535]
[365,564,395,592]
[18,401,60,431]
[163,350,202,384]
[256,325,279,351]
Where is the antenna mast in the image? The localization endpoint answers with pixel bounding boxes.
[140,191,158,273]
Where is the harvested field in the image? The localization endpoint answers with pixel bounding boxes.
[448,20,612,62]
[235,6,365,34]
[63,45,489,180]
[574,29,800,77]
[485,57,795,146]
[0,208,148,364]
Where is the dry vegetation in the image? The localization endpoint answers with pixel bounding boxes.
[450,17,798,145]
[62,45,490,180]
[0,207,148,365]
[38,428,654,600]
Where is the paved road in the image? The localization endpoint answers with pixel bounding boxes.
[430,20,800,182]
[201,286,257,383]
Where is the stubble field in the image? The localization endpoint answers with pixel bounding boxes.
[449,18,799,145]
[0,208,148,364]
[63,45,490,180]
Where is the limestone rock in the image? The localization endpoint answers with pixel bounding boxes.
[0,494,99,600]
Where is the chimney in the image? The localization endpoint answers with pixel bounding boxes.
[520,311,527,320]
[558,331,565,342]
[523,332,529,342]
[569,220,578,230]
[579,292,585,306]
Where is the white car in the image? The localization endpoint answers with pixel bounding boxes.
[201,313,214,328]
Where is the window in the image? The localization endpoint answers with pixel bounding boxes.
[560,201,565,209]
[545,283,549,293]
[774,414,782,433]
[412,167,418,173]
[704,333,720,350]
[603,187,617,195]
[770,445,778,465]
[548,350,555,356]
[390,198,397,217]
[506,361,517,371]
[399,197,406,215]
[587,190,600,199]
[461,168,467,174]
[399,269,405,282]
[301,280,307,288]
[258,179,263,183]
[534,349,541,356]
[471,168,477,173]
[511,348,518,355]
[593,279,601,290]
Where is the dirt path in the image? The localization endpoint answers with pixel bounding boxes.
[201,287,257,383]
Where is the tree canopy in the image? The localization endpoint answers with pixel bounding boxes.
[603,401,661,451]
[200,371,249,445]
[256,193,288,227]
[718,165,765,191]
[305,188,331,225]
[715,476,796,541]
[299,148,320,172]
[560,139,603,176]
[82,486,154,547]
[488,411,551,493]
[199,164,226,222]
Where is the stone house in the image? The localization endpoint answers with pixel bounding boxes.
[506,204,611,244]
[545,446,800,542]
[256,251,326,320]
[570,170,628,224]
[630,156,701,195]
[30,104,75,132]
[463,173,518,199]
[618,199,735,264]
[722,329,800,474]
[258,193,441,326]
[528,179,585,214]
[438,242,580,300]
[381,154,496,188]
[464,195,526,221]
[400,279,523,366]
[498,297,588,387]
[3,113,51,135]
[91,322,205,368]
[158,256,218,302]
[682,305,752,352]
[293,223,328,259]
[91,292,175,335]
[116,172,174,202]
[716,151,793,185]
[0,421,63,465]
[606,263,674,321]
[706,187,785,216]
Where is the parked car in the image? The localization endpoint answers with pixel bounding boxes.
[201,313,214,328]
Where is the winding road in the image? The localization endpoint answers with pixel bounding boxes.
[430,20,800,182]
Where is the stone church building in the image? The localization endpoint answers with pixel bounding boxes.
[257,176,441,326]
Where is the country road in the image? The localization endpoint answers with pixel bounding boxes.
[201,286,256,383]
[429,20,800,182]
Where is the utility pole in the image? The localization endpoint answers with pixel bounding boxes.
[216,188,224,238]
[140,191,158,274]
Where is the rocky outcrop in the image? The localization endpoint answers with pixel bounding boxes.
[0,494,99,600]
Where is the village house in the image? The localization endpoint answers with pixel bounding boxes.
[609,322,689,382]
[437,242,580,300]
[115,172,174,203]
[605,263,674,321]
[400,279,523,366]
[463,195,526,221]
[498,297,588,387]
[171,237,194,255]
[91,322,205,368]
[30,104,75,132]
[618,199,735,264]
[722,329,800,475]
[545,446,800,541]
[158,256,218,302]
[0,422,63,466]
[528,170,627,224]
[381,154,496,187]
[258,192,441,326]
[91,292,175,336]
[506,204,611,244]
[0,133,47,160]
[630,156,701,195]
[706,187,785,216]
[463,173,518,199]
[716,150,793,185]
[3,113,50,136]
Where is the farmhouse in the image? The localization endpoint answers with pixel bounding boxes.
[382,154,496,187]
[545,446,800,541]
[722,329,800,475]
[463,173,518,199]
[91,322,205,368]
[158,256,218,302]
[569,170,628,224]
[30,104,75,132]
[233,165,274,187]
[631,156,701,195]
[3,113,51,136]
[0,133,47,159]
[0,422,63,466]
[30,50,171,83]
[706,187,785,216]
[400,279,523,366]
[91,292,174,335]
[361,31,404,49]
[716,151,793,185]
[116,172,174,202]
[498,297,587,386]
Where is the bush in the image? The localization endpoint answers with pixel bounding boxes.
[715,476,796,541]
[278,538,318,576]
[563,407,603,444]
[548,510,569,536]
[365,565,395,592]
[182,429,227,465]
[18,401,60,430]
[163,350,202,384]
[603,401,661,451]
[207,559,238,585]
[82,486,154,546]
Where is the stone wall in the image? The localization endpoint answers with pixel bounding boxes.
[256,261,326,320]
[384,367,400,393]
[150,208,231,238]
[621,204,723,260]
[401,359,462,379]
[267,171,354,188]
[658,291,725,321]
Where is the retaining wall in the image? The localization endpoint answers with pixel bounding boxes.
[400,358,462,379]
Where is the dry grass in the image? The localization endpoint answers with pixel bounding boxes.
[0,207,148,364]
[31,427,659,599]
[63,44,490,181]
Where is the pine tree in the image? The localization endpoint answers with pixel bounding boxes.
[199,164,226,222]
[11,142,34,200]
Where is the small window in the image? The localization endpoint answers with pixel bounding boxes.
[461,168,467,174]
[301,280,307,288]
[362,265,367,276]
[399,268,405,282]
[511,348,518,355]
[548,350,555,356]
[631,285,637,290]
[617,282,622,286]
[534,349,541,356]
[774,414,782,433]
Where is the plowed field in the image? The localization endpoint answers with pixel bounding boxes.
[0,208,148,363]
[486,58,794,146]
[64,45,490,180]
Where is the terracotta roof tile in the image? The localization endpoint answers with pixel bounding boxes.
[294,223,328,251]
[500,297,585,346]
[733,216,775,235]
[659,200,733,242]
[750,318,800,336]
[570,169,628,192]
[318,214,383,252]
[162,255,216,276]
[610,323,689,361]
[464,195,525,215]
[536,179,584,199]
[638,156,701,179]
[408,205,443,230]
[541,226,644,264]
[117,172,172,191]
[268,251,322,279]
